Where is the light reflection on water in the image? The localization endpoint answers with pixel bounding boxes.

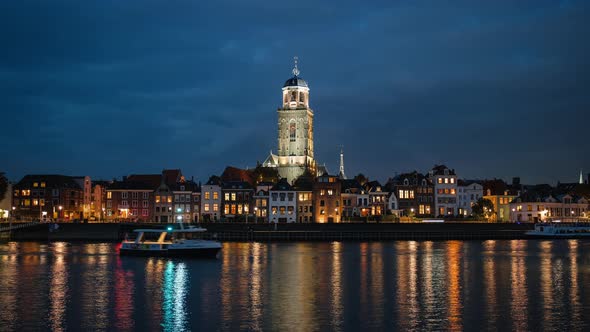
[0,240,589,331]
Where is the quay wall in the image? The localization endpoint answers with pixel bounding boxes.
[0,222,534,242]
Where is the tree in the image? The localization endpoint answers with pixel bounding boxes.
[0,172,7,202]
[354,173,368,186]
[472,198,495,221]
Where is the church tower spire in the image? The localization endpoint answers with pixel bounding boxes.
[338,147,347,179]
[580,168,584,184]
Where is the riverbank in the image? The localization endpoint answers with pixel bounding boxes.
[0,222,534,242]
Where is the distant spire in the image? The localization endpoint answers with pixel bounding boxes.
[338,147,347,180]
[580,168,584,184]
[292,56,300,76]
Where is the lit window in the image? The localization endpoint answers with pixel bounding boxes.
[213,192,219,200]
[213,203,219,211]
[167,196,172,203]
[204,192,210,200]
[450,178,455,184]
[204,204,210,212]
[155,195,161,203]
[33,182,38,187]
[438,178,443,184]
[224,205,229,214]
[225,193,230,201]
[328,190,333,196]
[444,178,449,184]
[107,191,112,199]
[231,193,236,201]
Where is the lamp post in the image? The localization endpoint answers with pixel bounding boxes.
[254,206,258,224]
[9,206,15,241]
[102,207,105,222]
[58,205,63,222]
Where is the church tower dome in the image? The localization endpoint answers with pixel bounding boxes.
[281,57,310,110]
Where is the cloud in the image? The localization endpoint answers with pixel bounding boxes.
[1,0,589,184]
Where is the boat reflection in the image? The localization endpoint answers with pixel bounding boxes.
[162,261,189,332]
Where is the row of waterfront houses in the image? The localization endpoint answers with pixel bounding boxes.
[4,165,590,223]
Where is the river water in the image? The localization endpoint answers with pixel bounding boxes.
[0,240,589,331]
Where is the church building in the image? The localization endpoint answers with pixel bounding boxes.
[264,58,319,183]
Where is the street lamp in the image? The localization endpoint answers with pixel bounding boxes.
[254,206,258,224]
[9,206,16,240]
[58,205,63,222]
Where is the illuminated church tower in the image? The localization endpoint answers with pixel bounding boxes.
[277,57,315,183]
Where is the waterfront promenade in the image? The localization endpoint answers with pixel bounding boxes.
[0,221,533,242]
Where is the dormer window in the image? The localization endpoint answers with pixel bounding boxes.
[404,179,409,186]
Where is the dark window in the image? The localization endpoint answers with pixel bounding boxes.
[289,122,296,142]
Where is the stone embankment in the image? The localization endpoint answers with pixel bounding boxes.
[0,222,534,242]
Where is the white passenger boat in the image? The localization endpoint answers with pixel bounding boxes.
[119,225,221,258]
[525,222,590,238]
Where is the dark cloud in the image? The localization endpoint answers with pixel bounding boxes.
[1,0,589,184]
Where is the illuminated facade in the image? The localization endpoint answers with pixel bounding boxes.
[106,180,154,222]
[276,58,316,183]
[0,182,12,220]
[253,183,273,223]
[73,176,92,219]
[429,165,458,216]
[221,181,254,222]
[385,171,434,217]
[12,175,85,221]
[457,181,483,216]
[482,179,520,222]
[510,194,588,222]
[312,175,342,223]
[201,176,222,222]
[268,179,297,223]
[293,172,314,222]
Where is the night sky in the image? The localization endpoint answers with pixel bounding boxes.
[2,0,589,185]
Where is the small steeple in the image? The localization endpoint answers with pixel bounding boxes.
[338,147,347,180]
[292,56,300,76]
[580,168,584,184]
